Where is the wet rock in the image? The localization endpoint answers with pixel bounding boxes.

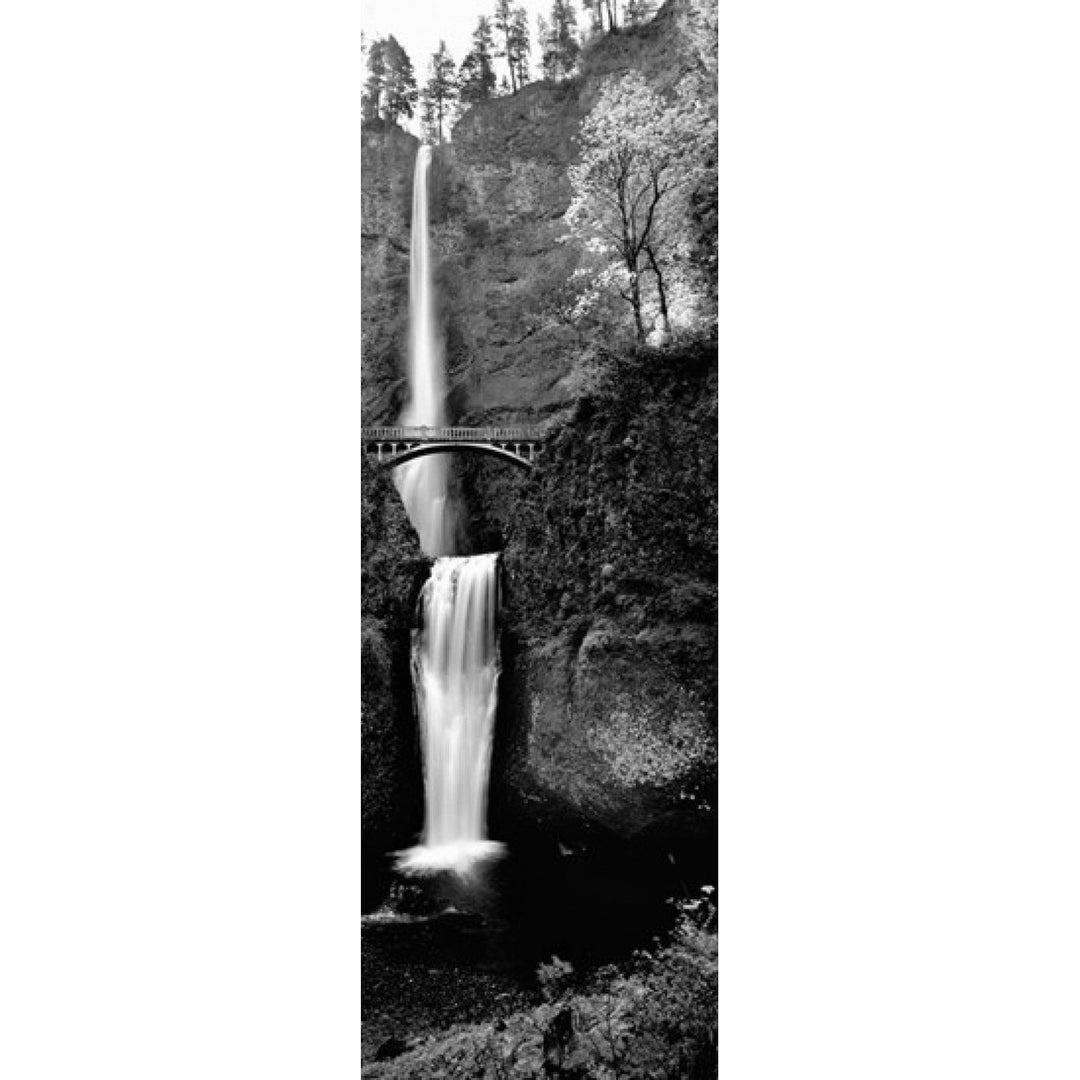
[361,464,427,855]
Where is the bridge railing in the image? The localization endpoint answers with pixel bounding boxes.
[362,425,543,442]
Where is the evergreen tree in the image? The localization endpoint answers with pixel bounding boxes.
[419,40,459,144]
[537,15,555,79]
[381,35,418,124]
[493,0,517,92]
[509,6,532,89]
[584,0,619,33]
[624,0,655,26]
[540,0,580,80]
[458,16,498,105]
[362,38,386,121]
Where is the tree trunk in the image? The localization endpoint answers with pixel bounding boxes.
[645,244,672,342]
[630,270,645,343]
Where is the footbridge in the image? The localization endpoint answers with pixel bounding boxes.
[361,426,544,470]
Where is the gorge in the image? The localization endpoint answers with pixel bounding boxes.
[361,1,717,1073]
[363,0,716,877]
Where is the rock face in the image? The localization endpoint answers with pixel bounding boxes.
[489,340,718,848]
[361,120,419,426]
[361,463,427,854]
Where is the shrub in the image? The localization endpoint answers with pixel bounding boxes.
[362,888,717,1079]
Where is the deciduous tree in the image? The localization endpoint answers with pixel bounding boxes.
[565,73,707,342]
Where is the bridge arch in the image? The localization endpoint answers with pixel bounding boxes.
[378,441,534,470]
[361,426,544,471]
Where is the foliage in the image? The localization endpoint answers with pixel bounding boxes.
[565,72,712,343]
[419,40,459,144]
[508,6,532,91]
[363,890,717,1079]
[493,0,532,93]
[458,16,498,106]
[537,955,575,1001]
[362,35,418,125]
[362,38,385,122]
[623,0,657,27]
[500,337,717,648]
[585,0,621,34]
[539,0,581,81]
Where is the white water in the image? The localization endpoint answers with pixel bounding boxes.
[392,148,504,875]
[396,555,504,874]
[394,145,457,557]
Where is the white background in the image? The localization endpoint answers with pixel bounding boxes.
[1,1,1079,1077]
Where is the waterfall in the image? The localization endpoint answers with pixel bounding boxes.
[395,144,457,557]
[396,555,505,873]
[391,146,504,876]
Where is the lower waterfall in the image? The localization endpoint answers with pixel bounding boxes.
[395,553,505,874]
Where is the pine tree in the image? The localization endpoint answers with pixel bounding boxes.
[624,0,655,26]
[458,16,498,105]
[584,0,619,33]
[362,38,386,121]
[540,0,580,80]
[537,15,555,79]
[381,35,418,124]
[493,0,517,93]
[419,40,458,144]
[509,6,531,89]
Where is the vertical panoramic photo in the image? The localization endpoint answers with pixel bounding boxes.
[361,0,718,1075]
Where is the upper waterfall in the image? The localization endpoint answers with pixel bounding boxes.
[395,145,458,556]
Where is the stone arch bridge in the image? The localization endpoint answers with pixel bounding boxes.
[361,426,544,470]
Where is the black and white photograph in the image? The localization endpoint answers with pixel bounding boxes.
[6,2,1080,1077]
[360,1,719,1075]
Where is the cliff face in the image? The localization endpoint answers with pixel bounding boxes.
[360,464,427,854]
[489,339,717,848]
[361,121,419,426]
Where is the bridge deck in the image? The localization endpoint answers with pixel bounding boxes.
[362,425,543,442]
[362,425,544,469]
